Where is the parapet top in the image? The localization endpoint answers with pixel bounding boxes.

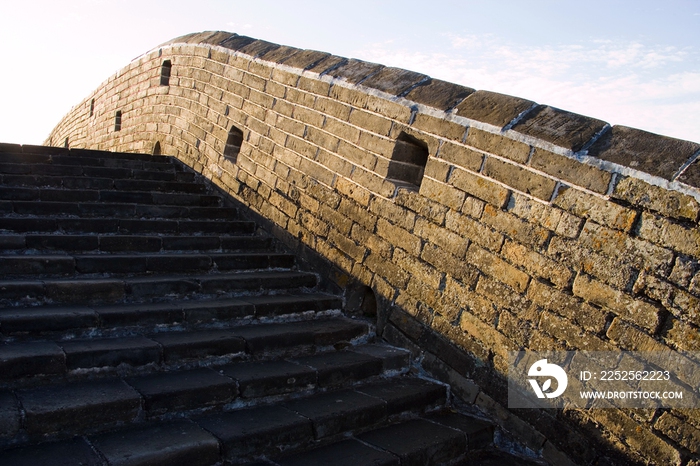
[162,31,700,192]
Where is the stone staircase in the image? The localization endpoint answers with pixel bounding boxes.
[0,144,539,465]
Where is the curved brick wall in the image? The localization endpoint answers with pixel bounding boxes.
[47,31,700,466]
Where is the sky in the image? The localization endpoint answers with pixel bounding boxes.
[0,0,698,145]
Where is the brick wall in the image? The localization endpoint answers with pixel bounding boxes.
[46,31,700,466]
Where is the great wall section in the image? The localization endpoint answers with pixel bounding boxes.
[4,30,699,464]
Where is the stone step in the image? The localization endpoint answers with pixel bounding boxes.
[0,201,239,221]
[0,374,457,465]
[0,169,196,189]
[0,176,207,194]
[0,292,342,338]
[274,412,495,466]
[0,187,222,206]
[0,146,180,166]
[0,217,255,235]
[0,317,370,385]
[0,252,295,278]
[0,270,318,308]
[0,234,271,253]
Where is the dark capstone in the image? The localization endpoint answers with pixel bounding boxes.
[512,105,608,152]
[588,125,700,180]
[404,78,475,112]
[453,90,535,128]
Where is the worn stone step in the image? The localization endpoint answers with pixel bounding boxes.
[0,293,342,337]
[0,217,255,235]
[0,252,295,278]
[275,412,495,466]
[0,234,271,253]
[0,187,221,206]
[0,317,367,383]
[195,378,445,463]
[0,168,195,188]
[0,200,237,220]
[0,344,417,446]
[0,270,318,308]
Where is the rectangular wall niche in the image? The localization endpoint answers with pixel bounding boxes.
[114,111,122,131]
[224,126,244,163]
[160,60,172,86]
[388,132,429,189]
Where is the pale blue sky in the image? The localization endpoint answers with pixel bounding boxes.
[1,0,698,144]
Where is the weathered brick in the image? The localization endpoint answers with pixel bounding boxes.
[364,252,410,289]
[394,189,449,224]
[438,141,484,173]
[530,148,612,194]
[350,167,397,198]
[668,256,697,288]
[482,157,557,201]
[358,131,394,157]
[348,108,392,136]
[316,239,353,274]
[369,196,415,230]
[445,210,503,252]
[481,204,549,250]
[449,167,510,208]
[578,220,674,272]
[614,175,696,221]
[393,248,442,289]
[587,407,682,466]
[297,210,330,237]
[508,192,582,238]
[404,276,443,310]
[466,128,530,164]
[323,118,361,144]
[423,158,451,183]
[475,275,531,315]
[547,236,635,290]
[350,224,392,258]
[574,274,661,332]
[419,177,465,211]
[305,126,339,152]
[337,140,377,170]
[420,242,478,285]
[338,198,377,230]
[334,177,371,206]
[527,280,607,333]
[638,212,700,257]
[663,316,700,352]
[654,412,700,453]
[317,203,353,235]
[316,150,354,178]
[411,113,466,141]
[414,218,468,258]
[538,311,613,351]
[466,244,529,293]
[501,240,573,288]
[460,309,515,359]
[328,228,366,262]
[314,97,352,121]
[293,105,325,128]
[286,87,316,108]
[375,218,421,256]
[606,318,699,389]
[496,309,534,346]
[553,186,638,232]
[297,75,331,96]
[275,114,305,138]
[363,94,413,122]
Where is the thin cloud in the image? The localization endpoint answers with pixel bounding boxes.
[352,34,700,142]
